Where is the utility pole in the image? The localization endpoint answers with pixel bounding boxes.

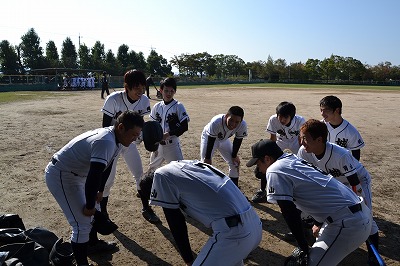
[79,33,82,47]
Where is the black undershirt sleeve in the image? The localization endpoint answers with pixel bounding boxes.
[351,149,361,161]
[169,119,188,137]
[85,162,106,209]
[346,173,360,186]
[99,160,114,192]
[232,137,242,158]
[102,113,113,127]
[277,200,309,253]
[205,136,216,160]
[163,208,194,263]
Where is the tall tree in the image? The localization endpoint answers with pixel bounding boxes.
[305,59,321,80]
[117,44,130,69]
[146,50,171,76]
[104,49,121,75]
[61,37,77,68]
[78,44,92,69]
[45,40,59,68]
[19,28,45,70]
[91,41,105,69]
[129,51,147,71]
[0,40,20,74]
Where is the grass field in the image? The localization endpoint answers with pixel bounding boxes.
[1,83,400,104]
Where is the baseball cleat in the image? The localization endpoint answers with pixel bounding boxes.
[142,207,161,224]
[251,190,267,203]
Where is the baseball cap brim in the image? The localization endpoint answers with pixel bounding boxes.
[246,157,259,167]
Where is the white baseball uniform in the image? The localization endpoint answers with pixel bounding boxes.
[200,114,247,178]
[45,127,122,243]
[324,119,365,150]
[101,92,150,194]
[266,153,372,266]
[266,114,305,153]
[297,142,378,235]
[149,160,262,266]
[148,99,189,170]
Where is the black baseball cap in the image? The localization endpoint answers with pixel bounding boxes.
[246,139,283,167]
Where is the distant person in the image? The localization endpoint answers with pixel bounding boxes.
[145,74,156,99]
[101,71,110,99]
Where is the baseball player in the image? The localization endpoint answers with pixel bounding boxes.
[140,160,262,266]
[45,111,144,266]
[200,106,247,187]
[252,101,306,203]
[101,71,110,99]
[147,77,190,171]
[145,74,156,99]
[320,95,364,160]
[100,69,161,224]
[246,139,372,266]
[298,119,380,265]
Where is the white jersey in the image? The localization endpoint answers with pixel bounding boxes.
[52,126,122,177]
[101,92,150,123]
[266,114,305,153]
[202,114,247,141]
[149,99,190,134]
[324,119,364,150]
[297,142,371,186]
[266,153,361,223]
[150,160,251,228]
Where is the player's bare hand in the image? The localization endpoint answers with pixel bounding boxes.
[163,132,170,140]
[232,156,240,167]
[96,192,103,203]
[83,206,96,217]
[312,225,321,238]
[203,158,212,165]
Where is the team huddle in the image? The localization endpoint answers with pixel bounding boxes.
[45,69,381,266]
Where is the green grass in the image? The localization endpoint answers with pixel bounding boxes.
[0,91,72,104]
[179,83,400,91]
[1,84,399,104]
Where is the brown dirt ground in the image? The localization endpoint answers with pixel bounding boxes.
[1,87,399,265]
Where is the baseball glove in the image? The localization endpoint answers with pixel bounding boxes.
[254,166,265,179]
[92,211,118,236]
[167,113,180,131]
[284,247,308,266]
[142,121,163,152]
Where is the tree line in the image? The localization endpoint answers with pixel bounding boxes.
[1,28,399,83]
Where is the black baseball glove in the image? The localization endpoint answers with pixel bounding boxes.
[92,210,118,235]
[142,121,163,152]
[167,113,180,131]
[284,247,308,266]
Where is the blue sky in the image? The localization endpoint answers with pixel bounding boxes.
[1,0,399,66]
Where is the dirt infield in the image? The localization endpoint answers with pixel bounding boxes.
[1,87,399,265]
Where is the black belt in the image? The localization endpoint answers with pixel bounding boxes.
[225,214,242,228]
[326,203,362,223]
[160,139,173,145]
